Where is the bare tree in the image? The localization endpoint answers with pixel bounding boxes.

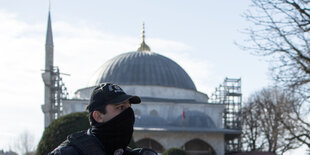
[242,101,263,151]
[242,87,300,155]
[241,0,310,93]
[14,130,36,155]
[240,0,310,147]
[279,93,310,148]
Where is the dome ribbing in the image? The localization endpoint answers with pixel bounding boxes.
[89,51,196,90]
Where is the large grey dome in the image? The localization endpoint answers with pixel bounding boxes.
[89,51,196,90]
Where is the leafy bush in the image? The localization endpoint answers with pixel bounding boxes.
[163,148,187,155]
[36,112,137,155]
[36,112,89,155]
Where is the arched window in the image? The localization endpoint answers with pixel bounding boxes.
[150,109,158,116]
[136,138,164,153]
[182,139,216,155]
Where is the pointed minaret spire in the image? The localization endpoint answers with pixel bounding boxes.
[45,10,54,69]
[137,22,151,52]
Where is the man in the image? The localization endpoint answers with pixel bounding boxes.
[49,83,157,155]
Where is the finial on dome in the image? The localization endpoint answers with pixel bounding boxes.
[142,22,146,42]
[137,22,151,52]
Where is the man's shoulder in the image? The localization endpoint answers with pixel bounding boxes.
[67,130,88,140]
[48,131,88,155]
[50,130,107,155]
[49,145,80,155]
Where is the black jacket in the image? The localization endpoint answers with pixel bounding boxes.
[49,129,155,155]
[49,129,107,155]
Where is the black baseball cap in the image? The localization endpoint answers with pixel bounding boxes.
[87,83,141,112]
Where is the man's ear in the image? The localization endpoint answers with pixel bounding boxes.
[92,110,105,123]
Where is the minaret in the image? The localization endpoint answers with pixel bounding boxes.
[137,22,151,52]
[41,9,54,128]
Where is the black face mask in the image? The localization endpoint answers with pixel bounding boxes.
[91,107,135,155]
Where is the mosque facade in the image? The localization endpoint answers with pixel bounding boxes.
[41,11,242,155]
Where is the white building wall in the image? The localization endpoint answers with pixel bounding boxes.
[74,85,209,102]
[62,99,88,115]
[134,131,225,155]
[62,98,225,128]
[62,85,226,154]
[132,101,225,128]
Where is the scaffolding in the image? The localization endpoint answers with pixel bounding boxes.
[42,66,69,123]
[50,66,69,119]
[211,78,242,154]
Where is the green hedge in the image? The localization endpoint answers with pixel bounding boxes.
[36,112,137,155]
[163,148,187,155]
[36,112,90,155]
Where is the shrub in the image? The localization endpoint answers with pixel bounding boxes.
[36,112,89,155]
[36,112,137,155]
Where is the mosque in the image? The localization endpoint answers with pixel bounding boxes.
[41,11,242,155]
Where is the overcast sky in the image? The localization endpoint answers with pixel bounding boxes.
[0,0,306,154]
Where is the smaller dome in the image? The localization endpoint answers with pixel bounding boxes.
[134,111,216,128]
[171,110,216,128]
[135,115,169,127]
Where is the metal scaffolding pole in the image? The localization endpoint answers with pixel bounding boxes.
[211,78,242,154]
